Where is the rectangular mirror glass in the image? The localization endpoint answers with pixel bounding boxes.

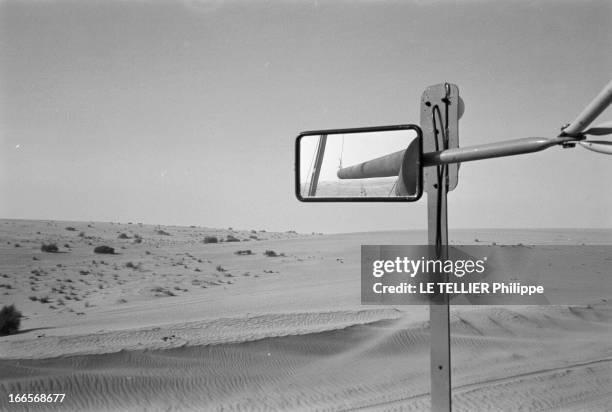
[296,125,422,201]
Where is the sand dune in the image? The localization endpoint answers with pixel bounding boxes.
[1,304,610,411]
[0,309,404,359]
[0,220,611,410]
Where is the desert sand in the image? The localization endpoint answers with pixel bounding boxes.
[0,220,610,411]
[301,177,398,198]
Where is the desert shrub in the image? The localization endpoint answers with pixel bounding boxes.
[203,236,218,244]
[216,265,225,272]
[41,243,59,253]
[125,261,140,269]
[79,231,86,238]
[226,235,240,242]
[133,235,142,244]
[156,230,170,236]
[0,305,22,336]
[65,227,76,231]
[249,235,258,240]
[118,233,130,239]
[263,250,278,257]
[94,245,115,254]
[39,296,50,303]
[150,286,176,297]
[234,250,253,256]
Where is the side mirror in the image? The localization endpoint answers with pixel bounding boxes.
[295,125,423,201]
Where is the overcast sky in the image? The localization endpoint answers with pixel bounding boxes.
[1,0,611,233]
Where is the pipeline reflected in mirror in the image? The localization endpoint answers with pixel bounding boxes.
[297,128,422,201]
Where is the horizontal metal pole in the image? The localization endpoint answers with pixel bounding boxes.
[562,80,612,136]
[422,136,575,166]
[337,150,404,179]
[580,140,612,155]
[338,137,577,179]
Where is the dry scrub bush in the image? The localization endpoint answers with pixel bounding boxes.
[0,305,22,336]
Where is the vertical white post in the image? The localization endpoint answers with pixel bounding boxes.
[421,83,456,412]
[428,188,451,412]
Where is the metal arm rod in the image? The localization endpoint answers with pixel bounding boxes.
[337,136,576,180]
[422,136,575,166]
[562,80,612,136]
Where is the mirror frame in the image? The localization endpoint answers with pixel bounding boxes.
[295,124,423,202]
